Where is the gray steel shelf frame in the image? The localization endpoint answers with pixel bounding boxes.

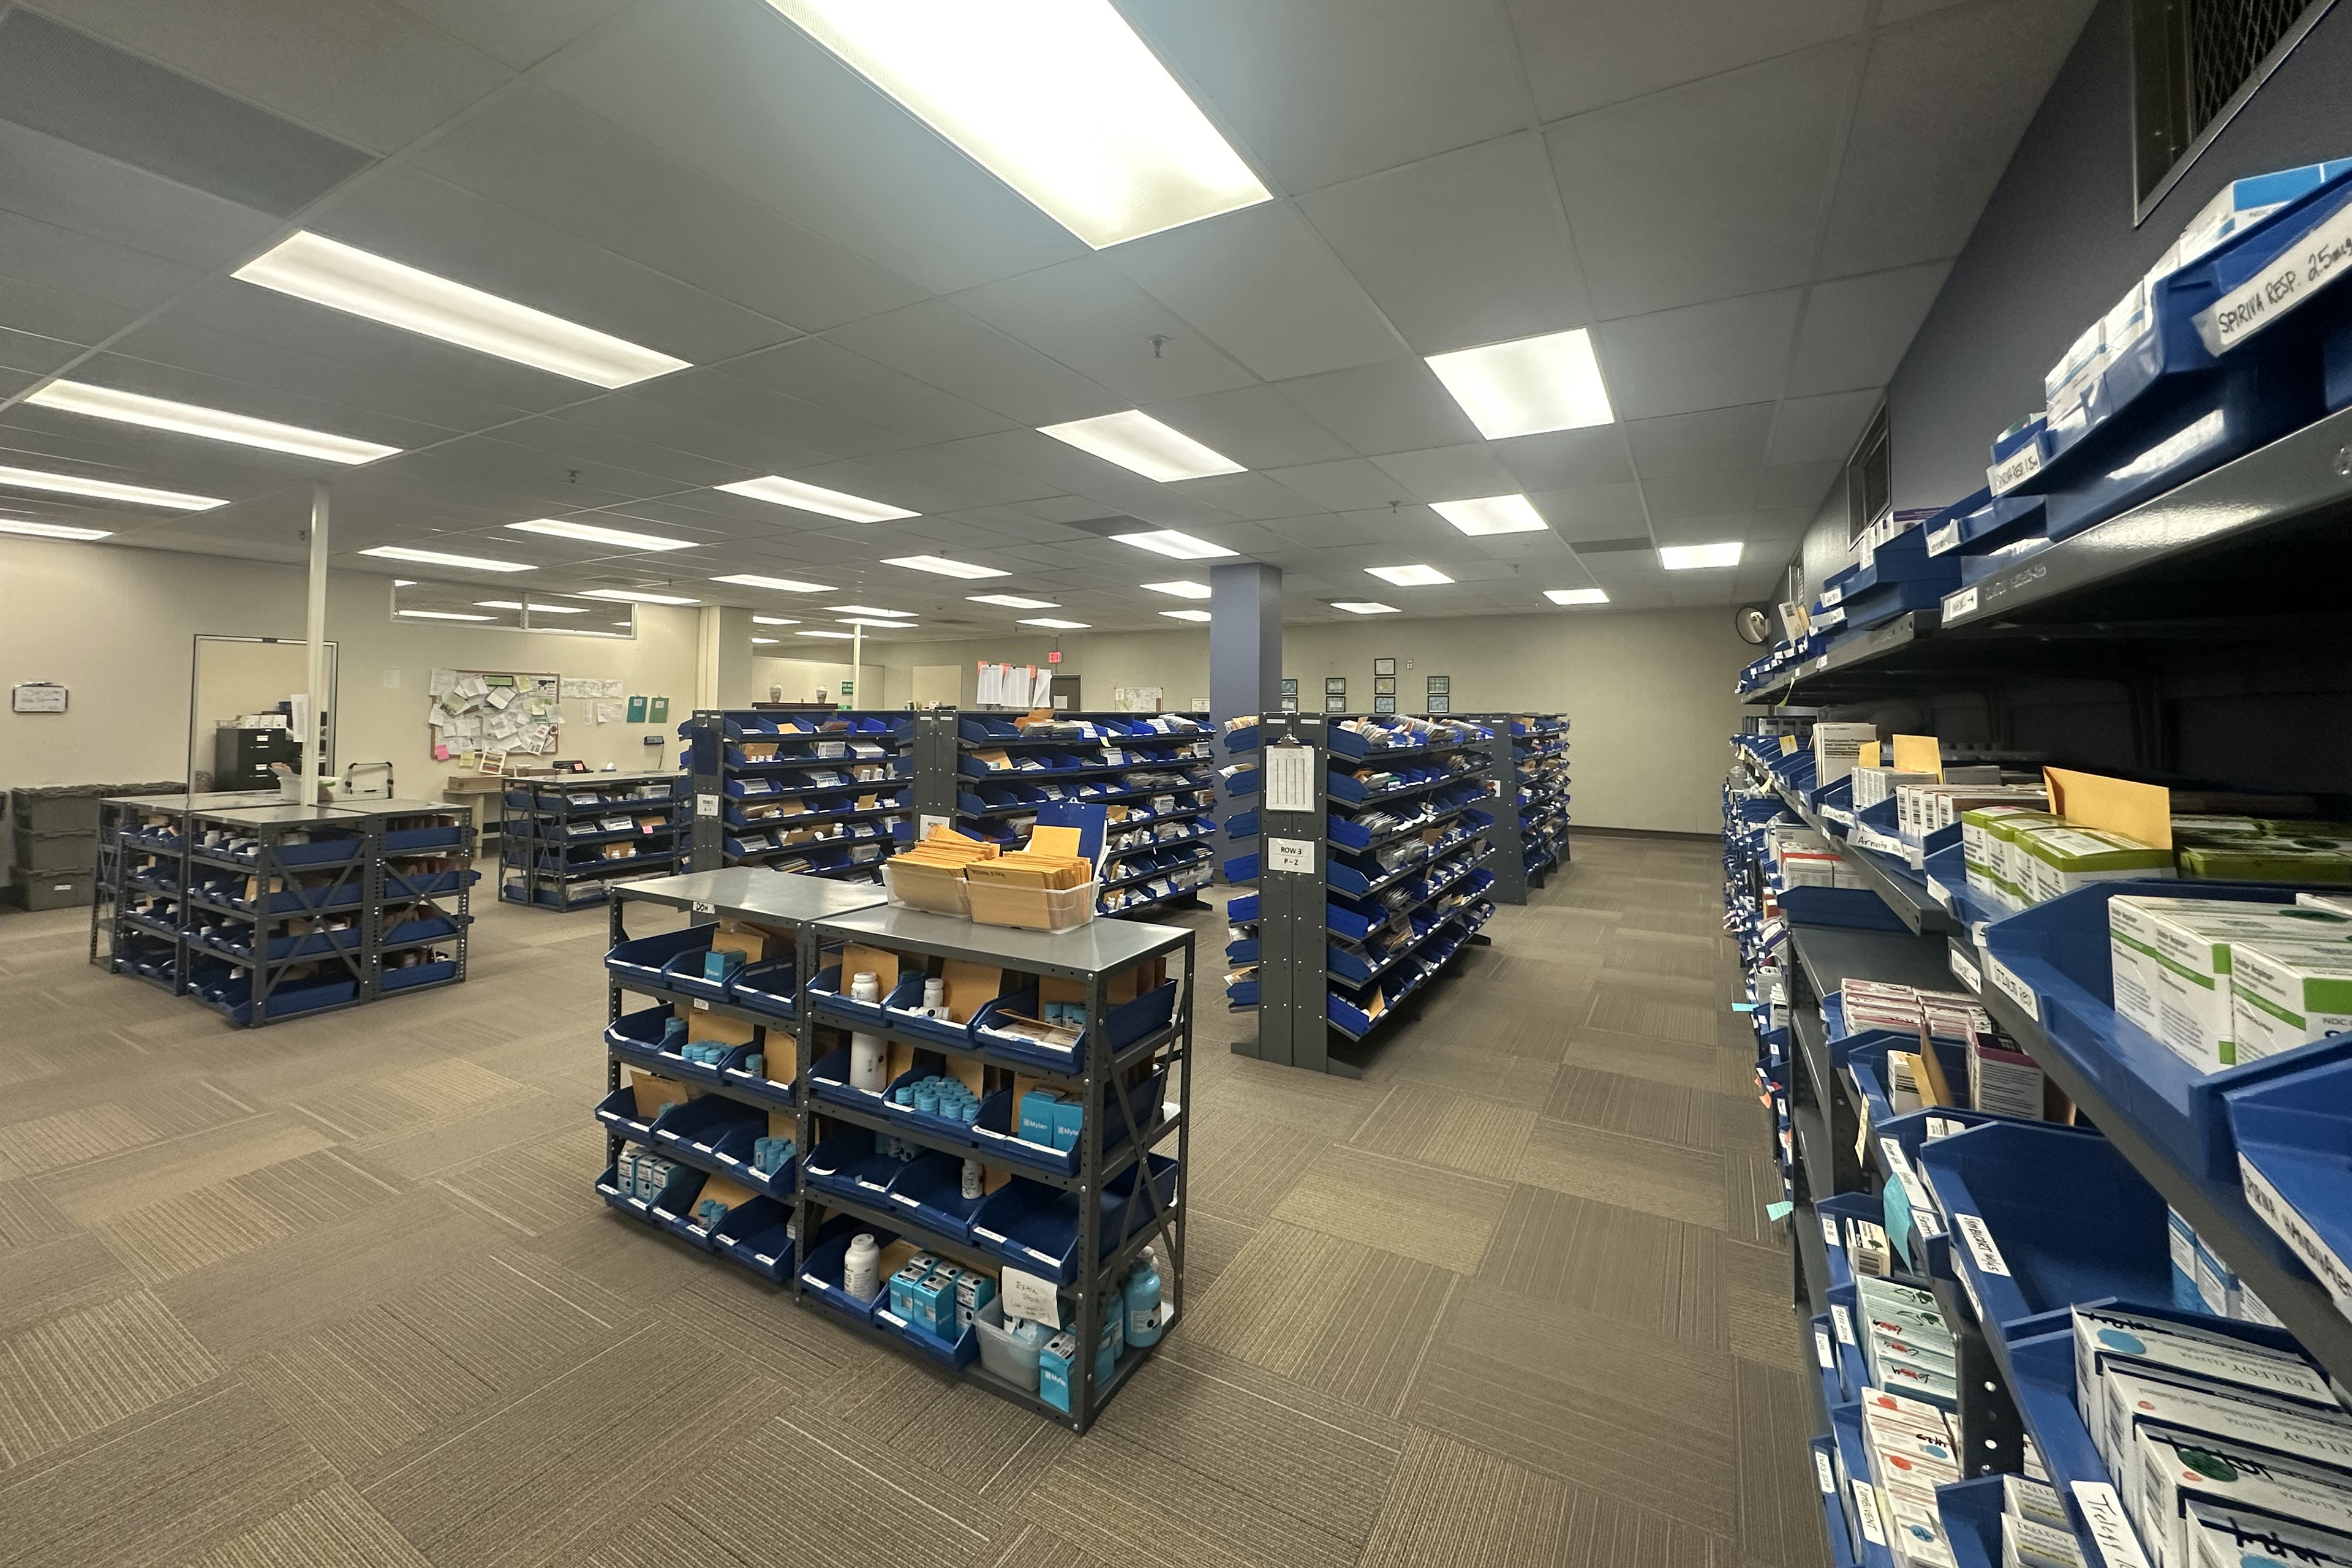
[497,770,689,912]
[684,710,917,888]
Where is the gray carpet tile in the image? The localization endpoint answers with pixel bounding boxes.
[0,837,1811,1563]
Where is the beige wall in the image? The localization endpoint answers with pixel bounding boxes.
[749,654,901,710]
[0,535,698,796]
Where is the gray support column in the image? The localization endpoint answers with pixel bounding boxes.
[1210,562,1280,876]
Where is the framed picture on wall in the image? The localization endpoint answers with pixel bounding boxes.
[1280,677,1298,699]
[1425,675,1450,696]
[1324,695,1347,712]
[1427,695,1450,714]
[1373,657,1396,676]
[1280,696,1299,712]
[1324,676,1346,695]
[1373,695,1396,714]
[1373,675,1396,696]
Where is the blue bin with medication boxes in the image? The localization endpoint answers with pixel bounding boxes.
[650,1093,761,1166]
[214,976,355,1025]
[382,821,463,853]
[594,1083,675,1143]
[1810,1436,1864,1568]
[1824,1281,1873,1400]
[800,1221,895,1325]
[881,973,968,1049]
[388,865,475,900]
[806,963,887,1027]
[802,1124,907,1207]
[2223,1054,2352,1302]
[1809,1311,1847,1406]
[380,959,456,993]
[384,911,463,949]
[1980,880,2352,1185]
[1826,1403,1898,1568]
[657,942,743,1002]
[711,1197,799,1284]
[1913,1120,2170,1333]
[604,1005,732,1087]
[883,1151,989,1243]
[806,1046,895,1121]
[597,1159,700,1235]
[1824,527,1962,634]
[967,1153,1178,1287]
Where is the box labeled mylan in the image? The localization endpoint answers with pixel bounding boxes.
[2228,937,2352,1063]
[2130,1423,2352,1568]
[2012,826,2174,907]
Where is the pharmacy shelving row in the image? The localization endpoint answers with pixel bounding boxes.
[497,770,689,911]
[597,868,1193,1433]
[1453,712,1570,903]
[680,711,916,887]
[1223,712,1500,1076]
[949,710,1219,919]
[1727,736,2352,1568]
[95,793,473,1025]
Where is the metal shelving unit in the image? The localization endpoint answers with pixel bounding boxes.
[96,793,473,1025]
[1226,712,1500,1077]
[682,710,916,885]
[497,769,688,911]
[1453,712,1570,903]
[951,710,1218,917]
[596,869,1193,1433]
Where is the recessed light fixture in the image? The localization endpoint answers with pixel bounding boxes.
[881,554,1008,579]
[233,232,688,387]
[712,573,832,593]
[798,629,857,639]
[838,617,915,628]
[1426,326,1613,440]
[1545,588,1610,605]
[1431,494,1548,537]
[0,518,112,540]
[505,518,696,551]
[968,593,1059,609]
[26,380,402,464]
[360,545,534,573]
[1330,600,1400,615]
[1659,542,1743,570]
[1365,564,1452,587]
[1141,579,1212,599]
[475,600,592,614]
[765,1,1270,249]
[0,462,227,512]
[396,609,496,622]
[829,604,913,617]
[578,587,701,605]
[391,579,417,586]
[714,475,917,521]
[752,614,800,626]
[1112,529,1235,560]
[1036,410,1245,481]
[1159,609,1212,622]
[752,636,781,644]
[1019,617,1090,630]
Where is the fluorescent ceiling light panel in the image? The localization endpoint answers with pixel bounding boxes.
[1544,588,1610,605]
[766,1,1270,249]
[233,232,687,388]
[1159,609,1212,622]
[798,630,856,639]
[0,462,227,512]
[752,636,780,644]
[1425,327,1613,439]
[1037,410,1244,481]
[1365,564,1452,587]
[828,604,913,617]
[1330,600,1399,614]
[475,600,591,614]
[360,544,533,573]
[391,579,417,586]
[881,554,1008,579]
[838,617,915,628]
[506,518,695,551]
[398,609,495,621]
[967,593,1058,609]
[752,614,800,626]
[712,573,832,593]
[0,518,111,540]
[1141,579,1211,599]
[578,587,700,605]
[1019,617,1090,630]
[1659,541,1743,570]
[26,380,401,464]
[1112,529,1235,560]
[715,475,916,521]
[1431,494,1547,537]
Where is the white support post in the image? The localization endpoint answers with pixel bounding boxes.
[852,622,862,710]
[300,484,330,805]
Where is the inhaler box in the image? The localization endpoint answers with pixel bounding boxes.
[2012,826,2174,907]
[2181,1501,2352,1568]
[2002,1511,2086,1568]
[2131,1424,2352,1568]
[2227,937,2352,1062]
[2073,1307,2340,1438]
[2101,1365,2352,1480]
[2000,1476,2069,1532]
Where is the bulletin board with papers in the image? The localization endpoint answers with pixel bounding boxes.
[428,668,563,767]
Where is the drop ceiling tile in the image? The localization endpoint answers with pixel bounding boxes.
[1111,203,1403,383]
[1019,494,1128,526]
[412,83,924,333]
[1754,461,1842,511]
[1787,261,1952,396]
[1818,0,2096,277]
[1491,426,1634,491]
[1648,513,1754,547]
[1061,480,1240,531]
[937,429,1153,497]
[1369,444,1520,502]
[726,339,1012,447]
[0,324,90,378]
[1121,0,1526,193]
[1642,469,1761,521]
[34,0,508,153]
[1766,388,1879,464]
[1271,357,1480,454]
[0,206,203,313]
[540,0,1082,295]
[1506,0,1869,119]
[1263,456,1420,512]
[0,121,281,273]
[1625,402,1776,478]
[633,367,899,459]
[556,393,838,475]
[1532,481,1649,540]
[1141,385,1355,472]
[1297,132,1591,355]
[824,300,1123,428]
[1594,288,1804,420]
[0,277,134,349]
[389,0,633,70]
[1546,46,1857,318]
[952,257,1257,404]
[1172,473,1331,522]
[485,415,733,490]
[855,447,1065,508]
